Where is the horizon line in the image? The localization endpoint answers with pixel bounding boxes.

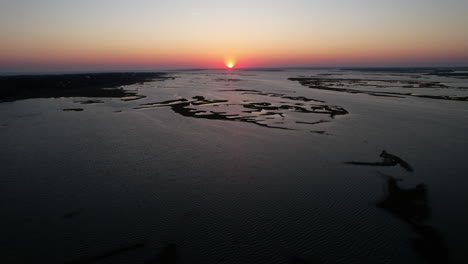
[1,65,468,76]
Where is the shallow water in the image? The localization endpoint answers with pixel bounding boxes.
[1,69,468,263]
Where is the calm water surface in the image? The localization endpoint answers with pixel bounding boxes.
[1,69,467,263]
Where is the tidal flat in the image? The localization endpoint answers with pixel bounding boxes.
[1,68,467,263]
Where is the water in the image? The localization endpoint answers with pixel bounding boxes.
[1,69,467,263]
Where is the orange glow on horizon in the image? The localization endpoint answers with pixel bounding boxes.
[2,40,468,70]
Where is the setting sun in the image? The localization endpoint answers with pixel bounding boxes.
[225,58,236,69]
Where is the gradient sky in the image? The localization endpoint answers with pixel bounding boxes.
[1,0,467,71]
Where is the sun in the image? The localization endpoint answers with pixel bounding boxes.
[224,58,236,69]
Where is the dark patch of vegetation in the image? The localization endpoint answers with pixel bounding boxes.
[310,131,329,135]
[135,94,347,130]
[0,72,172,102]
[289,77,468,101]
[296,120,329,125]
[377,175,451,264]
[345,150,413,172]
[221,89,325,103]
[214,78,242,82]
[63,108,84,112]
[76,100,104,104]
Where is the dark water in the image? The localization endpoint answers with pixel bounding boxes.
[1,69,467,263]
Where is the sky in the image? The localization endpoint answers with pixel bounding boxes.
[0,0,467,71]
